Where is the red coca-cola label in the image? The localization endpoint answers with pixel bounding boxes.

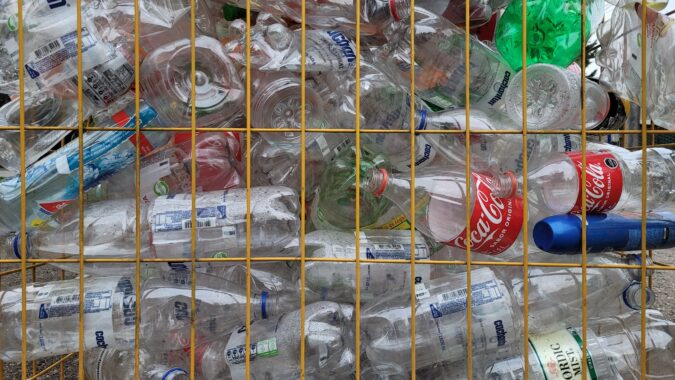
[445,173,524,256]
[566,152,623,213]
[39,199,75,215]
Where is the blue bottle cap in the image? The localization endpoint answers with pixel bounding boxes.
[533,214,582,254]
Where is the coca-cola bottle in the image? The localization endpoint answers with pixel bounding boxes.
[361,166,527,259]
[492,148,675,219]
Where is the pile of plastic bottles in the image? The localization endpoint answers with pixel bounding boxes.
[0,0,673,378]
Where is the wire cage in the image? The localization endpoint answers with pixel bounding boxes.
[0,0,673,379]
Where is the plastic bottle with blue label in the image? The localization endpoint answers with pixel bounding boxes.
[139,270,299,351]
[484,309,675,380]
[362,267,521,372]
[0,101,167,234]
[0,276,136,361]
[148,186,300,258]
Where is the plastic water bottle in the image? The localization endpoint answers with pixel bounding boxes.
[85,348,189,380]
[214,301,355,380]
[492,148,675,218]
[221,0,405,35]
[139,270,298,350]
[4,199,149,275]
[285,229,434,303]
[0,101,167,234]
[0,0,21,94]
[0,276,136,361]
[503,64,612,130]
[363,263,655,372]
[483,309,675,379]
[376,7,515,111]
[225,21,358,72]
[0,90,82,173]
[510,252,655,333]
[596,4,675,129]
[362,166,527,258]
[148,187,300,258]
[141,35,245,128]
[362,267,521,372]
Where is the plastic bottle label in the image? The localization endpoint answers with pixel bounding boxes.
[34,278,120,351]
[529,329,598,380]
[566,151,623,213]
[445,173,524,255]
[79,54,133,107]
[24,27,100,81]
[306,31,357,71]
[225,326,279,379]
[153,207,226,232]
[430,279,503,317]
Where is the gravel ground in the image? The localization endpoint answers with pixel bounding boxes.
[0,251,673,379]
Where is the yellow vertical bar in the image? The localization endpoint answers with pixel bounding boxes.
[76,0,86,374]
[520,0,529,377]
[639,0,648,376]
[16,0,27,371]
[244,0,253,378]
[579,0,589,376]
[353,0,362,378]
[299,0,307,377]
[462,0,473,378]
[408,1,418,378]
[133,0,143,372]
[188,0,198,377]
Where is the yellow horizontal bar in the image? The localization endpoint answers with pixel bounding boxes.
[0,126,672,135]
[2,257,673,270]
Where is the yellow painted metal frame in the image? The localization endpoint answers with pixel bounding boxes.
[0,0,671,378]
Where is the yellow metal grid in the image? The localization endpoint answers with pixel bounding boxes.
[0,0,671,378]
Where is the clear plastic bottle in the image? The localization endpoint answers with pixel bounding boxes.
[0,276,136,361]
[85,348,189,380]
[503,64,611,130]
[285,229,434,303]
[221,0,406,35]
[0,90,85,173]
[596,4,675,129]
[140,35,245,128]
[376,7,515,111]
[148,187,300,258]
[362,166,528,259]
[509,252,655,333]
[226,21,358,72]
[492,147,675,218]
[22,0,134,107]
[483,309,675,379]
[96,132,243,205]
[139,271,298,350]
[0,101,167,234]
[4,199,150,275]
[207,301,355,380]
[362,267,522,372]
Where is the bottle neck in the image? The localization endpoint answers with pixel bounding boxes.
[363,168,390,197]
[490,171,520,198]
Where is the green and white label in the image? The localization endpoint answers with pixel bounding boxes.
[529,328,598,380]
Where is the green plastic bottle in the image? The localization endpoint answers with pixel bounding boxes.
[494,0,591,71]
